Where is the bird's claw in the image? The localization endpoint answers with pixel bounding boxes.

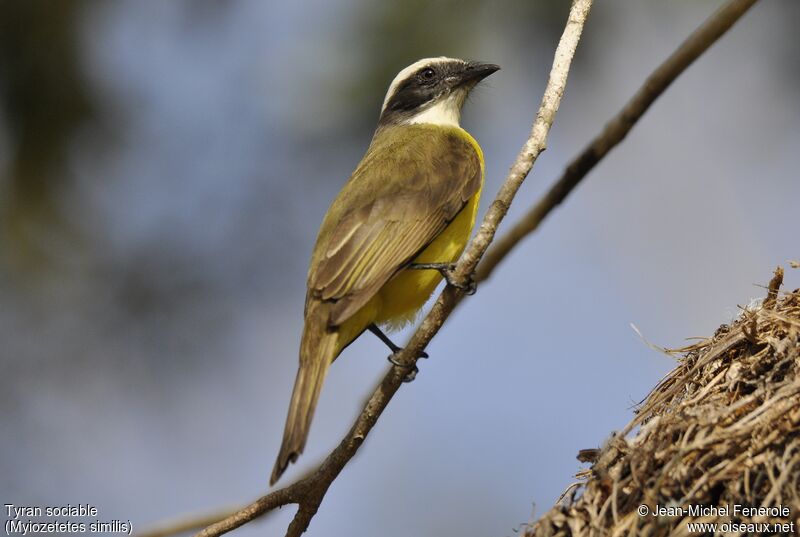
[387,353,424,382]
[449,273,477,295]
[408,262,478,295]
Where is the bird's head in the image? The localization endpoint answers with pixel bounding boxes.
[378,57,499,129]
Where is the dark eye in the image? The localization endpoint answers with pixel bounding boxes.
[419,67,436,81]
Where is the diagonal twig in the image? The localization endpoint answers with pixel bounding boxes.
[189,1,593,536]
[137,508,241,537]
[477,0,760,283]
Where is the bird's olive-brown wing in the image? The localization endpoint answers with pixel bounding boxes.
[307,128,481,326]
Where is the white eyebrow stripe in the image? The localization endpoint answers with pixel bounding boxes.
[380,57,456,113]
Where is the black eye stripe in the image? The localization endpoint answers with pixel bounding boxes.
[379,60,473,126]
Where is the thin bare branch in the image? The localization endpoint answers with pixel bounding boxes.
[188,1,593,536]
[194,484,303,537]
[138,508,241,537]
[477,0,760,283]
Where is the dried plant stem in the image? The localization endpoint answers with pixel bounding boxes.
[526,270,799,536]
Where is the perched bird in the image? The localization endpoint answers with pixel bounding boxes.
[271,57,499,485]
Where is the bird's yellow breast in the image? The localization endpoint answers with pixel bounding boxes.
[374,187,481,330]
[334,128,484,346]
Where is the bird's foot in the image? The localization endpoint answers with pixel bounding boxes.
[387,353,423,383]
[407,262,477,295]
[371,324,427,382]
[368,324,428,359]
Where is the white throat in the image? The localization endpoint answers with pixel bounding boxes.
[406,93,462,127]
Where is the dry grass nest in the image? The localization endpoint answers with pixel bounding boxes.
[527,267,800,536]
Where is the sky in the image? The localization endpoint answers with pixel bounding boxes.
[1,1,798,536]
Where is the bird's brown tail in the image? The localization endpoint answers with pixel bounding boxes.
[270,313,338,486]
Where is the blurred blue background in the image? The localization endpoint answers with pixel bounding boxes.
[1,1,798,535]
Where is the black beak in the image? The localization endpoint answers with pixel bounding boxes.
[458,62,500,86]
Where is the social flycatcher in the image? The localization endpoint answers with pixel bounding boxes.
[271,57,499,485]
